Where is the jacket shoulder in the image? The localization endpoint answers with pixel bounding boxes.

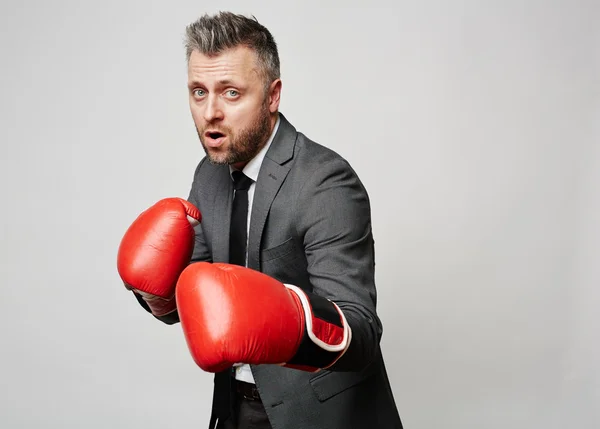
[294,132,354,173]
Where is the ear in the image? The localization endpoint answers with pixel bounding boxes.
[268,79,282,113]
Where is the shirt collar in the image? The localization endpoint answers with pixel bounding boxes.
[229,113,280,183]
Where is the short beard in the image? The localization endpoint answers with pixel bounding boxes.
[198,103,271,166]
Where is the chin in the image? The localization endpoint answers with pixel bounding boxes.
[207,155,230,165]
[202,146,228,165]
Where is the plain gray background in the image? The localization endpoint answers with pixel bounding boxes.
[1,0,598,428]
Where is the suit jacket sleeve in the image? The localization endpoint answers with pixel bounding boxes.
[296,157,383,371]
[133,158,212,325]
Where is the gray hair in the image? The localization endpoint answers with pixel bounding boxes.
[184,12,280,89]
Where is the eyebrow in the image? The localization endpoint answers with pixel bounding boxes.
[187,78,239,89]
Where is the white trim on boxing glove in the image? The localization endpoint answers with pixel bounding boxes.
[284,284,352,355]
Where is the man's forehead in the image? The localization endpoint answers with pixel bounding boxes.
[188,46,259,72]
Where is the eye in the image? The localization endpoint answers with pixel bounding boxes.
[225,90,239,98]
[193,89,206,98]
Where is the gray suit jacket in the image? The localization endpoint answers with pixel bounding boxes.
[142,113,403,428]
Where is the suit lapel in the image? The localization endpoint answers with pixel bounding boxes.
[247,114,297,270]
[212,166,234,263]
[247,159,290,270]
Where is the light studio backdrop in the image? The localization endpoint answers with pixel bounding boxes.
[0,1,598,428]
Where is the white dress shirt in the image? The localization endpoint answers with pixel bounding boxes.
[229,114,280,384]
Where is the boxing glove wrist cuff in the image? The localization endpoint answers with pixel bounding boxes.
[133,289,177,317]
[283,285,352,371]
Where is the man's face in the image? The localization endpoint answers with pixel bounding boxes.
[187,46,281,167]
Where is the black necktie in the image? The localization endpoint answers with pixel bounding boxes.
[229,170,254,266]
[211,170,254,428]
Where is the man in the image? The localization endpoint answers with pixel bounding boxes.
[117,11,403,429]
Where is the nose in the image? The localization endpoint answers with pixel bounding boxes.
[203,95,224,122]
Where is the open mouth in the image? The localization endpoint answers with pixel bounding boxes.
[208,131,225,139]
[204,130,227,147]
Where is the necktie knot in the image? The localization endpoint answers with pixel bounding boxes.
[232,170,253,191]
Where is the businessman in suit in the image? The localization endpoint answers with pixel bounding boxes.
[117,11,403,429]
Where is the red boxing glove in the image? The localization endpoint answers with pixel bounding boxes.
[176,262,352,373]
[117,198,201,316]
